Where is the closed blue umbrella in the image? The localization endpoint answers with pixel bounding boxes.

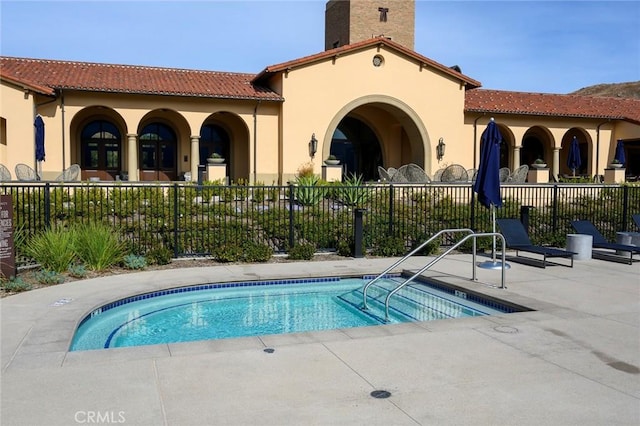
[473,119,502,209]
[614,139,626,165]
[35,115,45,162]
[567,136,581,176]
[474,119,508,269]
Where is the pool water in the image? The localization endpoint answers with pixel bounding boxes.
[70,277,508,351]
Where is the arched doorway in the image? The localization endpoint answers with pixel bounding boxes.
[330,116,382,181]
[325,97,429,181]
[521,127,552,167]
[139,122,178,181]
[80,120,122,181]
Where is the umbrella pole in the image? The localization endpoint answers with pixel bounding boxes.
[491,204,496,263]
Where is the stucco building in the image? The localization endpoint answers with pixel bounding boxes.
[1,0,639,183]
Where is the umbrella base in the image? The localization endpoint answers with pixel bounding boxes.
[477,260,511,270]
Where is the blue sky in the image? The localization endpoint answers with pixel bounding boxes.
[1,0,638,94]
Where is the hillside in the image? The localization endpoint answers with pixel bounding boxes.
[570,81,640,99]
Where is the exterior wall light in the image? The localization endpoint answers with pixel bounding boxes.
[309,133,318,157]
[436,137,446,161]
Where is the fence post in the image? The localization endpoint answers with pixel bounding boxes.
[388,185,394,236]
[288,183,295,249]
[44,183,51,229]
[552,184,559,234]
[353,208,365,258]
[622,185,629,232]
[520,205,534,235]
[173,183,179,258]
[470,191,476,231]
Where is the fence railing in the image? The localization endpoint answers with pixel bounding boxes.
[3,182,639,263]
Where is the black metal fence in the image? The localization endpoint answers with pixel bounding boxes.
[3,182,639,262]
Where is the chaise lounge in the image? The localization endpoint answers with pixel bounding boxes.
[571,220,640,265]
[496,218,576,268]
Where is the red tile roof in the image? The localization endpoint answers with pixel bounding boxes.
[253,36,482,89]
[0,57,283,101]
[465,89,640,124]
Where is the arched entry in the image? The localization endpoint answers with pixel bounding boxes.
[325,96,429,181]
[200,122,230,181]
[560,129,589,176]
[521,126,553,167]
[330,116,382,181]
[139,122,178,181]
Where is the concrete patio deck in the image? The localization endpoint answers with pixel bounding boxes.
[1,254,639,425]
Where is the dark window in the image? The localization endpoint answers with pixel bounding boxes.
[199,124,230,165]
[139,123,177,172]
[81,120,121,172]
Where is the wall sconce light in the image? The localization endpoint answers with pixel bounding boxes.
[309,133,318,157]
[436,137,446,161]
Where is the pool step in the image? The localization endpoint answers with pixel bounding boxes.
[337,280,452,323]
[338,282,440,323]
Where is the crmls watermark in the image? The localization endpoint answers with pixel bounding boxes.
[74,411,126,424]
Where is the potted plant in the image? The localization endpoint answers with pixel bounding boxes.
[532,158,547,169]
[208,153,225,164]
[324,155,340,166]
[609,158,623,168]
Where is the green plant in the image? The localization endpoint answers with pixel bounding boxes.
[123,254,147,270]
[146,247,173,265]
[1,277,32,292]
[294,175,327,206]
[336,174,370,207]
[34,269,65,285]
[212,243,244,262]
[210,152,223,159]
[241,241,273,262]
[371,235,406,257]
[287,242,316,260]
[534,158,546,164]
[73,222,126,271]
[25,227,77,273]
[68,263,88,278]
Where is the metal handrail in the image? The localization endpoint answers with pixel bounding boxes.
[383,232,507,321]
[362,228,474,310]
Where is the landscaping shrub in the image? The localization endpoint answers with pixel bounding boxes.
[1,277,32,292]
[242,241,273,262]
[25,227,77,273]
[73,222,126,271]
[123,254,147,270]
[34,270,65,285]
[287,243,316,260]
[146,247,173,265]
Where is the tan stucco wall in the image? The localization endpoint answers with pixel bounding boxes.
[0,83,38,172]
[273,44,467,181]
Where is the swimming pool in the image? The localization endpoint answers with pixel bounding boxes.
[70,276,517,351]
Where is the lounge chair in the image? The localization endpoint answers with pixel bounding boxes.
[496,218,575,268]
[571,220,640,265]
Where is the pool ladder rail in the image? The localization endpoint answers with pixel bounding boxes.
[361,228,508,321]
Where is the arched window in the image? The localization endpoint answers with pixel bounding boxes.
[81,120,122,179]
[139,123,177,181]
[200,124,230,165]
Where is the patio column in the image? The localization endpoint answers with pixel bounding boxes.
[190,135,200,182]
[126,133,138,181]
[513,145,521,169]
[552,147,560,181]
